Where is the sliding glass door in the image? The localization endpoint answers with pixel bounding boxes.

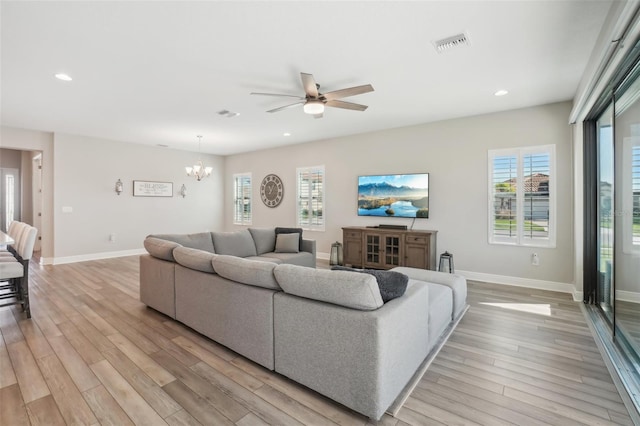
[609,62,640,352]
[590,54,640,358]
[597,105,615,323]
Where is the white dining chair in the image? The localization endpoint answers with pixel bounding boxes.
[0,225,38,318]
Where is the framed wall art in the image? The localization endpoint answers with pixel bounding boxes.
[133,180,173,197]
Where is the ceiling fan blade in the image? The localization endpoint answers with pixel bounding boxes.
[267,101,305,113]
[322,84,374,101]
[251,92,305,99]
[300,73,319,98]
[325,100,368,111]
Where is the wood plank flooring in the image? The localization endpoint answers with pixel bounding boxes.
[0,256,635,425]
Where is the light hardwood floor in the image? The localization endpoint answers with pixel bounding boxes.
[0,256,635,425]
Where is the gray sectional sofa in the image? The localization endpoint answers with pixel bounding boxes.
[139,227,467,420]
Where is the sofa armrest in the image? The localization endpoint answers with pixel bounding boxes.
[273,281,429,420]
[301,238,316,258]
[390,267,467,320]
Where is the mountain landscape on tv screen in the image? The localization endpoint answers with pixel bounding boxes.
[358,181,429,218]
[358,182,426,197]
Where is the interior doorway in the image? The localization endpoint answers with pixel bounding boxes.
[0,167,20,233]
[32,154,42,251]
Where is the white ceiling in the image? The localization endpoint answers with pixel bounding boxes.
[1,1,613,156]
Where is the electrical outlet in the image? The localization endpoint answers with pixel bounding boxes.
[531,252,540,266]
[109,234,116,243]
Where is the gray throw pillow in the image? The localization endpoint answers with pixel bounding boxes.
[275,227,303,251]
[274,233,300,253]
[332,266,409,303]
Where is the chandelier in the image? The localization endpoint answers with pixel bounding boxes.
[185,135,213,181]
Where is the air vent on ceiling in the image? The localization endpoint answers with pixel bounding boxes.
[217,109,240,118]
[433,32,470,53]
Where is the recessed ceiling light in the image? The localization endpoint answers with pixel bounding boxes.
[283,133,291,137]
[494,89,509,97]
[55,73,72,81]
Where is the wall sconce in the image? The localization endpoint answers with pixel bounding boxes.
[179,184,187,198]
[115,179,123,195]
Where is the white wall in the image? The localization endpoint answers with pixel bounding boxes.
[52,133,224,263]
[225,102,575,288]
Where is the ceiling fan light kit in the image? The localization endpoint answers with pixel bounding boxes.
[251,72,374,118]
[303,100,324,115]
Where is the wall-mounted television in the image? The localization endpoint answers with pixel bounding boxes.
[358,173,429,218]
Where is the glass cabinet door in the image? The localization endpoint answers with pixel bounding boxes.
[366,235,380,264]
[384,235,401,266]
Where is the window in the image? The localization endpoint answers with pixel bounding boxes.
[5,174,14,231]
[488,145,556,247]
[297,165,324,231]
[233,173,252,225]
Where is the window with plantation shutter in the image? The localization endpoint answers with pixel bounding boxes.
[634,145,640,247]
[623,139,640,253]
[488,145,555,247]
[233,173,252,225]
[297,166,324,231]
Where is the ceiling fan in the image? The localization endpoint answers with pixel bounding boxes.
[251,72,374,118]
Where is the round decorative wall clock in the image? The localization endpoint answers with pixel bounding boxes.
[260,174,284,208]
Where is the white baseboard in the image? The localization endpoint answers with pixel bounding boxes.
[457,269,581,301]
[616,290,640,304]
[40,250,586,303]
[42,248,147,265]
[316,251,330,261]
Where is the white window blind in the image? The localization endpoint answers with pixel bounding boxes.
[633,145,640,246]
[297,166,324,231]
[233,173,252,225]
[623,138,640,253]
[488,145,555,247]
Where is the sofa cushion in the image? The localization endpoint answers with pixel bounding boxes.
[275,233,300,253]
[274,264,383,311]
[144,237,182,261]
[148,232,215,253]
[275,227,303,251]
[248,228,276,255]
[260,252,315,267]
[212,229,258,258]
[212,255,280,290]
[332,266,408,303]
[173,246,217,274]
[245,256,282,264]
